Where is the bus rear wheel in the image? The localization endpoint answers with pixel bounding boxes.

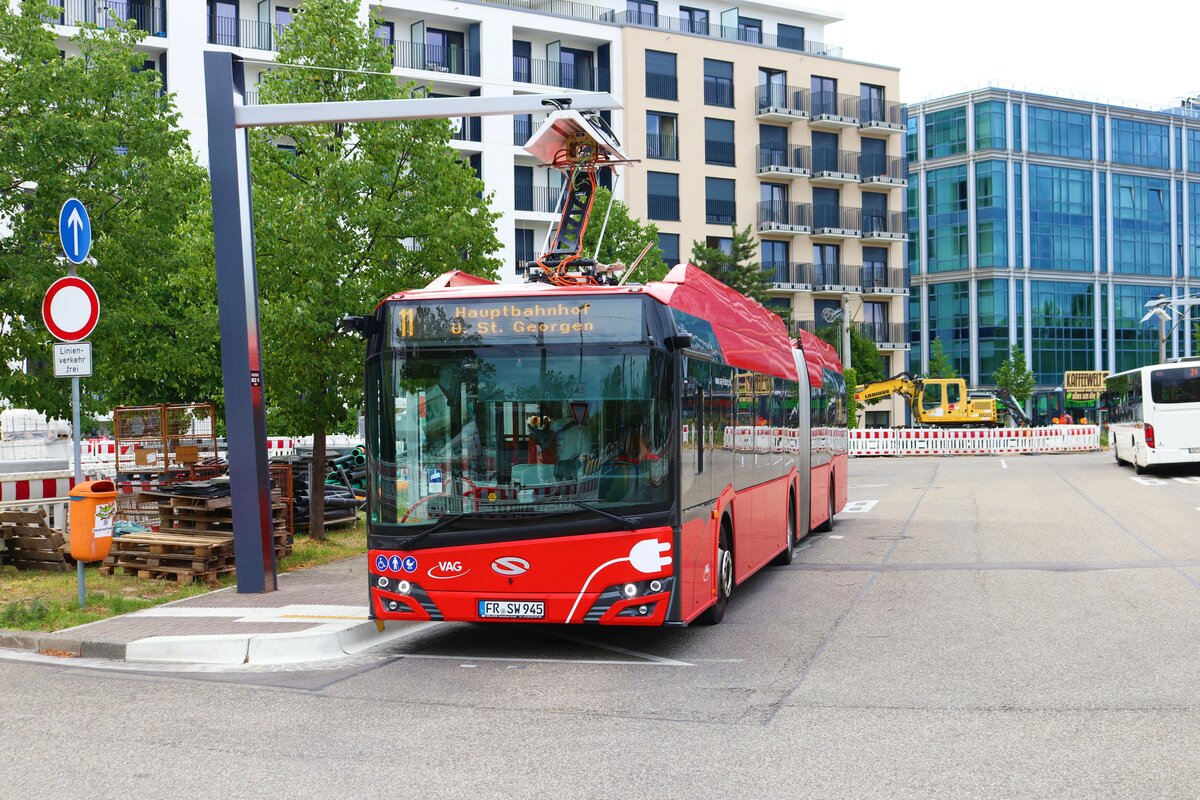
[699,523,733,625]
[771,494,797,566]
[814,481,835,533]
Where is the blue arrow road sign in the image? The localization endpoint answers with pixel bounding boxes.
[59,198,91,264]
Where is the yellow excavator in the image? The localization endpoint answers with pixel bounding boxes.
[855,372,1031,428]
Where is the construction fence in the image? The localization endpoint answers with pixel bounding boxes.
[850,426,1101,457]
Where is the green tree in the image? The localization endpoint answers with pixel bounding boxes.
[689,224,768,303]
[815,325,885,387]
[251,0,500,537]
[0,1,217,418]
[843,366,858,430]
[926,337,958,379]
[992,344,1036,404]
[580,186,668,283]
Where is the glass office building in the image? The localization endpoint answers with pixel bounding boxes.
[906,89,1200,386]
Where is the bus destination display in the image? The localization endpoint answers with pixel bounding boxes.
[390,297,647,346]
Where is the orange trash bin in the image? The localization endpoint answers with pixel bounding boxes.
[69,480,119,562]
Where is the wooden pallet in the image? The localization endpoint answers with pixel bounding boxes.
[0,510,69,572]
[99,562,236,584]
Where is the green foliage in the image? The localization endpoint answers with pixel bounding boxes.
[689,224,768,303]
[248,0,501,440]
[580,187,668,283]
[992,344,1036,404]
[843,366,858,430]
[814,323,884,389]
[0,1,218,418]
[926,337,958,379]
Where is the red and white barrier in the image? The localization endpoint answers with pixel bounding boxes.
[0,472,76,503]
[849,426,1101,456]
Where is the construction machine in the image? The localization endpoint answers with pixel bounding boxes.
[855,372,1031,428]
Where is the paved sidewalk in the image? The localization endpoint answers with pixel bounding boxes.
[0,557,411,665]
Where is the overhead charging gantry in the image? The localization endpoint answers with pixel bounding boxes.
[203,52,621,592]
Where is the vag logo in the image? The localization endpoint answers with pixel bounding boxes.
[491,556,530,576]
[427,560,468,580]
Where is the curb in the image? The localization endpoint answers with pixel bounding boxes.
[0,628,128,660]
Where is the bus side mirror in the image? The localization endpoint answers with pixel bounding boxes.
[337,315,370,338]
[667,333,693,351]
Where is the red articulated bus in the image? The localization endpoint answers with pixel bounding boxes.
[360,263,847,626]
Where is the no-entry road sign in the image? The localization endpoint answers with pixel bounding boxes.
[42,275,100,342]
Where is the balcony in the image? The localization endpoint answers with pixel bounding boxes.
[706,199,736,225]
[208,17,282,49]
[812,206,861,239]
[607,9,843,57]
[451,116,482,144]
[860,154,907,188]
[513,117,539,146]
[647,193,680,221]
[50,0,166,36]
[859,99,904,134]
[756,145,810,178]
[855,321,909,350]
[647,133,679,160]
[755,85,809,121]
[861,266,909,296]
[392,41,481,77]
[763,261,814,289]
[861,211,907,242]
[811,263,863,292]
[756,201,812,234]
[514,57,606,91]
[810,149,860,185]
[809,91,860,129]
[515,185,565,214]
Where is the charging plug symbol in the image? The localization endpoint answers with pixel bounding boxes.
[629,538,672,574]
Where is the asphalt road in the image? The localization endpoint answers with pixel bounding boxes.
[5,451,1200,799]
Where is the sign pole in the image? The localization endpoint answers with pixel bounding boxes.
[66,263,85,608]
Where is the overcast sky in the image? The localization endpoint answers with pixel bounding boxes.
[832,0,1199,111]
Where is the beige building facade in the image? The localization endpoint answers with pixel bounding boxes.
[618,6,908,426]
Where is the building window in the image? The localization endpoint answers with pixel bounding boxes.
[647,171,680,221]
[926,165,968,272]
[974,100,1006,151]
[811,75,836,117]
[1111,118,1170,169]
[860,83,885,123]
[811,131,838,173]
[557,47,594,91]
[512,40,531,82]
[514,165,533,211]
[207,0,237,46]
[778,23,805,51]
[705,177,735,224]
[1027,105,1092,160]
[738,16,761,43]
[757,67,786,110]
[1112,173,1170,276]
[703,59,734,108]
[646,112,678,160]
[861,137,886,179]
[761,238,790,275]
[975,160,1008,268]
[813,186,840,229]
[1113,284,1168,373]
[704,118,735,166]
[515,228,535,270]
[680,6,708,34]
[375,21,395,50]
[977,278,1010,381]
[657,232,680,266]
[626,0,657,26]
[1028,280,1096,383]
[1028,164,1093,272]
[863,246,887,287]
[706,236,734,253]
[645,50,676,101]
[925,106,967,159]
[862,192,887,234]
[927,280,971,377]
[905,114,918,163]
[426,28,466,74]
[813,243,840,285]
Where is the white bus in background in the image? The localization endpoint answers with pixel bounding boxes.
[1107,360,1200,474]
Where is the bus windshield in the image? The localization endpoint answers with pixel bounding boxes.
[367,345,673,531]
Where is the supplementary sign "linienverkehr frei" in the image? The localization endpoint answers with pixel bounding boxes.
[53,342,92,378]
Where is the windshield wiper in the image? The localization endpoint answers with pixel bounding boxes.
[560,500,641,530]
[398,512,466,550]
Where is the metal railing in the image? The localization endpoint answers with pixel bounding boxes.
[705,139,735,166]
[207,17,282,49]
[861,266,908,291]
[451,116,482,142]
[812,148,860,176]
[763,262,814,285]
[757,145,789,171]
[392,41,482,76]
[755,84,809,115]
[811,263,863,288]
[861,211,907,238]
[860,154,905,182]
[515,185,565,213]
[704,76,734,107]
[813,205,862,232]
[860,98,903,126]
[647,133,678,160]
[645,73,677,101]
[647,193,680,221]
[513,117,535,145]
[855,321,908,344]
[48,0,166,35]
[811,91,860,120]
[706,198,736,225]
[514,57,606,90]
[756,201,811,229]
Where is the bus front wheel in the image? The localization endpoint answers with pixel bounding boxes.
[814,481,835,533]
[771,493,797,566]
[699,523,733,625]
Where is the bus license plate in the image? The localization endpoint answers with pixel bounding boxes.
[478,600,544,619]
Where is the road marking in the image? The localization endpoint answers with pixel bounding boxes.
[397,654,687,667]
[849,484,889,488]
[842,500,877,513]
[1131,476,1168,485]
[828,535,844,539]
[1001,460,1007,469]
[535,628,694,666]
